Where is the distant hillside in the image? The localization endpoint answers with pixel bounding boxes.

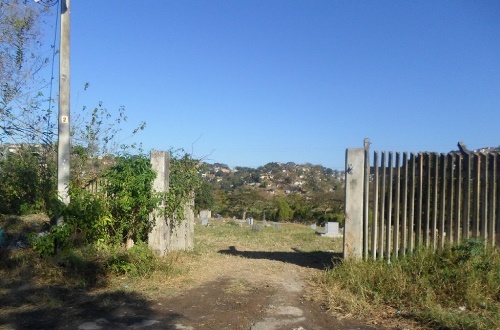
[199,162,345,196]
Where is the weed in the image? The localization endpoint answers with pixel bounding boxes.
[317,239,500,329]
[106,242,158,277]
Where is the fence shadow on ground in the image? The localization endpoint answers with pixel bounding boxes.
[218,245,342,270]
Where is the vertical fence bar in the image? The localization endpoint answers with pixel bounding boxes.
[386,152,393,262]
[432,153,439,250]
[439,154,446,248]
[491,154,500,246]
[408,153,416,253]
[393,153,401,258]
[495,154,500,247]
[481,153,488,242]
[371,151,379,259]
[473,155,481,238]
[416,153,423,248]
[363,139,370,260]
[454,155,462,244]
[424,153,431,247]
[378,152,386,260]
[447,154,455,245]
[489,153,497,247]
[401,152,409,256]
[463,153,471,240]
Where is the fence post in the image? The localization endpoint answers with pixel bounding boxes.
[148,151,170,256]
[344,148,365,259]
[363,138,370,260]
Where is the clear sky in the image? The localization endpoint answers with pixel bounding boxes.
[46,0,500,169]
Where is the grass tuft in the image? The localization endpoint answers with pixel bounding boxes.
[316,239,500,329]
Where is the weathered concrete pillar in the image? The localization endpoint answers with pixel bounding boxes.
[344,148,365,259]
[166,196,194,251]
[148,151,170,255]
[148,151,194,255]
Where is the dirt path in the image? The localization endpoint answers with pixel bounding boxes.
[62,244,377,330]
[0,219,383,329]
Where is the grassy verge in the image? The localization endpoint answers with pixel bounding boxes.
[194,220,342,252]
[316,239,500,329]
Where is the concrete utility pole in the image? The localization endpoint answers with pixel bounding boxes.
[57,0,71,222]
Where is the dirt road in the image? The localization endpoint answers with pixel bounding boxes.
[65,245,376,330]
[1,222,382,330]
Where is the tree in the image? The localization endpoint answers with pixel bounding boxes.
[0,144,56,214]
[274,196,293,222]
[194,181,215,213]
[228,188,263,220]
[1,0,54,144]
[287,194,313,223]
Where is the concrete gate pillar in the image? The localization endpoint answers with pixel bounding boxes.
[344,148,365,259]
[148,151,194,256]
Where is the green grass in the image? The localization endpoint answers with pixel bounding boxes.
[317,239,500,329]
[194,220,342,252]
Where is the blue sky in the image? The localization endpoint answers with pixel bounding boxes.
[46,0,500,169]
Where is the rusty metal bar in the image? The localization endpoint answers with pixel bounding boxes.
[432,153,439,250]
[439,153,446,248]
[401,152,409,256]
[416,153,424,248]
[481,153,488,242]
[473,155,481,238]
[424,153,431,247]
[363,139,370,260]
[386,152,393,262]
[371,151,379,259]
[489,154,497,247]
[454,155,462,244]
[447,154,455,245]
[408,153,416,252]
[463,154,471,240]
[378,152,386,260]
[393,152,401,257]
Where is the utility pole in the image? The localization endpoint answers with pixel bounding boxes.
[57,0,71,223]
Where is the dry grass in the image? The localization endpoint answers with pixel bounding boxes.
[315,242,500,330]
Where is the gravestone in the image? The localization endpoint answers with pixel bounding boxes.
[201,217,209,227]
[319,222,342,237]
[310,224,317,231]
[246,217,254,226]
[271,222,281,229]
[199,209,211,219]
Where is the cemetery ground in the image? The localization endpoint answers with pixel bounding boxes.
[1,215,446,329]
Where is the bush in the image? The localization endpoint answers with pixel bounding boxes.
[106,242,157,277]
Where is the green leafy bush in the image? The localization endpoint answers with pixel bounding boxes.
[103,154,159,243]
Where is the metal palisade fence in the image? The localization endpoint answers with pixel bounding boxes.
[344,141,500,261]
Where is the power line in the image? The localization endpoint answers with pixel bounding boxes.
[46,1,60,140]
